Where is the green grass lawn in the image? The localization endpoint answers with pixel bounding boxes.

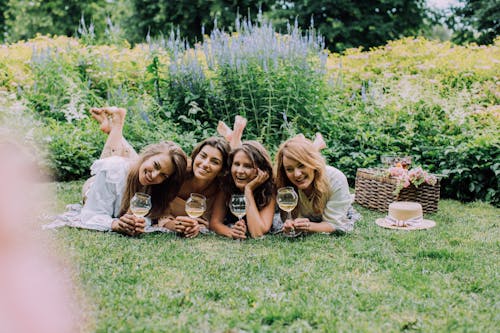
[47,181,499,332]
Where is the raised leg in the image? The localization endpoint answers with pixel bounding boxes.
[90,107,111,134]
[312,132,326,151]
[217,115,247,149]
[95,107,138,159]
[230,115,247,149]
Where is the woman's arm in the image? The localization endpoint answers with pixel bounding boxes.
[244,190,275,238]
[291,218,335,234]
[243,168,274,238]
[322,167,354,233]
[209,191,246,239]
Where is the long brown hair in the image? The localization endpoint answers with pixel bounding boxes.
[226,140,275,209]
[275,136,330,214]
[188,136,230,191]
[119,141,187,218]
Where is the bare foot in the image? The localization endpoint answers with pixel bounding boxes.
[230,115,247,145]
[313,132,326,151]
[233,115,247,133]
[217,121,233,142]
[103,107,127,129]
[90,107,111,134]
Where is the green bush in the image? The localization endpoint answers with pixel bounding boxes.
[2,30,498,205]
[41,119,104,181]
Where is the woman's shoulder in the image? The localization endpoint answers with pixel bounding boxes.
[325,165,347,180]
[325,165,349,191]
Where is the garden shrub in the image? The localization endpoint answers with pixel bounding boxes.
[1,29,498,205]
[202,19,330,149]
[41,119,104,181]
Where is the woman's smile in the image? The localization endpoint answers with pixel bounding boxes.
[231,151,257,190]
[193,145,223,181]
[282,154,315,191]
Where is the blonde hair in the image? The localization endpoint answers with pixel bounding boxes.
[275,136,330,214]
[119,141,187,219]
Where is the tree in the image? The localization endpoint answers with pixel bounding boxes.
[449,0,500,45]
[129,0,274,45]
[3,0,132,43]
[0,0,7,42]
[269,0,431,52]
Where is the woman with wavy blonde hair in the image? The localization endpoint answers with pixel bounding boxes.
[275,135,360,235]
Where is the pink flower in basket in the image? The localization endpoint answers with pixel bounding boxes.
[388,166,406,177]
[386,165,437,196]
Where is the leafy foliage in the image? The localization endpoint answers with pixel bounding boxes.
[268,0,433,52]
[1,29,498,204]
[2,0,132,44]
[129,0,273,45]
[449,0,500,45]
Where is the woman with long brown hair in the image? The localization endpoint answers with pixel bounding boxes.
[210,140,276,239]
[158,136,231,238]
[74,107,187,236]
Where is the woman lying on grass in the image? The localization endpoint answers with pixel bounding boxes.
[157,136,230,238]
[210,117,276,239]
[76,107,187,236]
[275,135,360,235]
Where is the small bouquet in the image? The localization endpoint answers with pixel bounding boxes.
[386,165,437,196]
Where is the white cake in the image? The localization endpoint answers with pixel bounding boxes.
[388,201,423,221]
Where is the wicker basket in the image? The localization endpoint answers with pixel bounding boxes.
[354,168,440,214]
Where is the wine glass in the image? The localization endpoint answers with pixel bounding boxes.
[277,187,298,236]
[185,193,206,218]
[130,192,152,217]
[229,194,246,221]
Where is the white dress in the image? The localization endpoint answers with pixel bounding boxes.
[79,156,130,231]
[46,156,153,232]
[297,166,359,233]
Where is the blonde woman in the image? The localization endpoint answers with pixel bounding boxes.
[275,135,360,235]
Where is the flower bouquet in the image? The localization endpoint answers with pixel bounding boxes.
[354,159,441,213]
[386,165,438,196]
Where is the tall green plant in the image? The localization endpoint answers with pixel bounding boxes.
[202,18,330,148]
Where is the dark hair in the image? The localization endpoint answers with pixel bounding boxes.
[226,140,275,209]
[119,141,188,218]
[188,136,231,190]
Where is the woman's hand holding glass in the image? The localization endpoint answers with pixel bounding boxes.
[277,187,298,236]
[229,194,247,240]
[289,218,312,233]
[113,214,146,236]
[112,192,151,236]
[174,216,200,238]
[175,193,206,238]
[230,219,247,240]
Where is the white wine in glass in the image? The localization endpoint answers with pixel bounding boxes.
[229,194,246,220]
[130,192,152,217]
[277,187,298,235]
[185,193,206,218]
